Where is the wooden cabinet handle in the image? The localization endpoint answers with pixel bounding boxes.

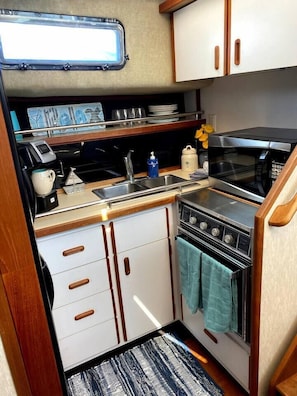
[74,309,94,321]
[214,45,220,70]
[68,278,90,290]
[124,257,130,275]
[204,328,218,344]
[269,193,297,227]
[62,245,85,256]
[234,38,241,65]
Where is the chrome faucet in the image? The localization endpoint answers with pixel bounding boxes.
[123,150,134,182]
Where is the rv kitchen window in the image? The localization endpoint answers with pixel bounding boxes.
[0,9,127,71]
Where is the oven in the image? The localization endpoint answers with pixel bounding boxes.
[177,188,258,345]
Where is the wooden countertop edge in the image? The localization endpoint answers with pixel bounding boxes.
[35,195,175,238]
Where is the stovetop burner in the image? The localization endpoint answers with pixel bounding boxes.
[178,188,259,232]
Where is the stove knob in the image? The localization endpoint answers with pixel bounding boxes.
[224,234,234,245]
[211,227,220,237]
[189,216,197,225]
[199,221,208,231]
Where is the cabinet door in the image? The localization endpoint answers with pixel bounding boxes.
[118,239,173,340]
[230,0,297,74]
[173,0,225,81]
[113,207,168,253]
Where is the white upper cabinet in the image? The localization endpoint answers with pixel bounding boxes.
[173,0,225,81]
[230,0,297,74]
[173,0,297,81]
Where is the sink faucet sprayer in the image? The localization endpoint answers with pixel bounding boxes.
[124,150,134,182]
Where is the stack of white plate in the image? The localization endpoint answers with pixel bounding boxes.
[148,104,179,124]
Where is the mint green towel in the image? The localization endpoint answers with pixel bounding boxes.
[201,253,238,333]
[176,237,202,314]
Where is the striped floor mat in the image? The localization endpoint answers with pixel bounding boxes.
[67,332,224,395]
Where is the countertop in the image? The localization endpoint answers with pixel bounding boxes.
[34,169,209,237]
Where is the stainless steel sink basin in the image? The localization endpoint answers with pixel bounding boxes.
[92,174,192,202]
[137,174,186,189]
[93,182,147,199]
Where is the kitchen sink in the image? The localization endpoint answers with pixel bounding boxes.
[136,174,186,189]
[92,174,193,202]
[93,182,147,199]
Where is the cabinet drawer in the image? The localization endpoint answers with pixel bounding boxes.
[113,208,168,252]
[60,319,118,370]
[37,224,106,274]
[52,259,110,309]
[53,291,114,339]
[182,301,249,391]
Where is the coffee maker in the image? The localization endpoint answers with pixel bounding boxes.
[18,141,59,214]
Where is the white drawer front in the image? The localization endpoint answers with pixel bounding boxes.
[182,301,249,391]
[52,259,110,309]
[37,225,106,274]
[113,208,167,253]
[60,320,118,370]
[53,291,114,339]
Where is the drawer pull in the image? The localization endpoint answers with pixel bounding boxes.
[74,309,95,321]
[204,328,218,344]
[214,45,220,70]
[124,257,130,275]
[68,278,90,290]
[62,245,85,256]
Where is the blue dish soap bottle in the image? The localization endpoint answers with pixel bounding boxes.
[147,151,159,178]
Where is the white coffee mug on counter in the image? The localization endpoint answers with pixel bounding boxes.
[31,169,56,196]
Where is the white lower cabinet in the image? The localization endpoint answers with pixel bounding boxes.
[59,320,118,370]
[117,239,173,340]
[37,223,119,370]
[37,206,174,369]
[182,300,250,391]
[112,207,174,341]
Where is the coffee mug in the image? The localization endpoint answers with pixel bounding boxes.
[31,169,56,196]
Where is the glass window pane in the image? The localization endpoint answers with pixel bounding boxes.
[0,10,127,70]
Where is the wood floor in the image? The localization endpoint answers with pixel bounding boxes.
[184,336,248,396]
[167,321,249,396]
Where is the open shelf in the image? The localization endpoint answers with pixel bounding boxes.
[17,112,205,146]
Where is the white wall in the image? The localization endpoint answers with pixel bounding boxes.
[200,67,297,132]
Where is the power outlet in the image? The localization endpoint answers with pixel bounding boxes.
[207,114,217,131]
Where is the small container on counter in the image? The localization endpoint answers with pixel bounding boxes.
[181,145,198,172]
[147,151,159,178]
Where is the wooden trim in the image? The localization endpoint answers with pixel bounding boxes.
[110,222,128,341]
[159,0,195,13]
[165,207,176,319]
[102,225,120,344]
[225,0,231,75]
[170,13,177,82]
[35,195,176,238]
[249,146,297,396]
[44,119,204,146]
[0,276,31,396]
[0,101,64,395]
[269,193,297,227]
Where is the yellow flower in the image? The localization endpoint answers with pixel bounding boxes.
[195,123,214,149]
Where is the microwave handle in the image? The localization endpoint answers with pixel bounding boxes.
[255,150,271,196]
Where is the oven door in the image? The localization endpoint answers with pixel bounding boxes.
[176,228,251,343]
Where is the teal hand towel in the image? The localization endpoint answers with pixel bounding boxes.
[176,237,202,314]
[201,253,238,333]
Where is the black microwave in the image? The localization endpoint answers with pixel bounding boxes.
[208,127,297,203]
